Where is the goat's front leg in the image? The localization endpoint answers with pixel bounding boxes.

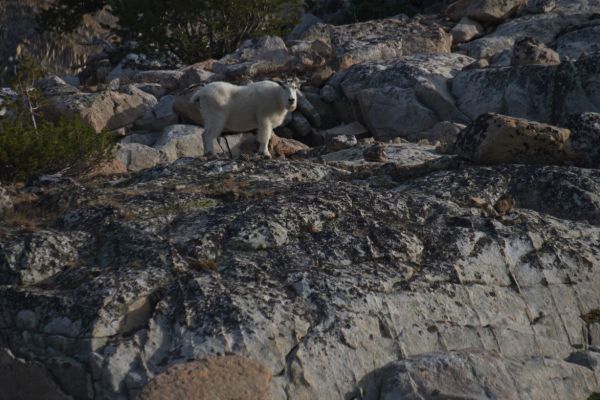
[256,121,272,158]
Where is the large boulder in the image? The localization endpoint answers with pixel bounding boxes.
[41,77,158,132]
[114,143,163,172]
[0,348,73,400]
[526,0,557,13]
[129,70,184,93]
[357,350,600,399]
[451,51,600,125]
[450,17,485,44]
[511,36,561,65]
[566,112,600,167]
[555,24,600,60]
[328,53,474,139]
[446,0,527,23]
[299,16,453,69]
[553,0,600,13]
[153,124,208,162]
[212,36,293,79]
[134,95,178,131]
[453,113,575,165]
[458,12,591,61]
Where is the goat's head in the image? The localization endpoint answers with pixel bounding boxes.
[277,78,300,112]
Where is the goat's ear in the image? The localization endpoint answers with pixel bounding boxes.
[293,76,303,88]
[274,80,287,88]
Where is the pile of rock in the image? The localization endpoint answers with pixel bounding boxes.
[25,0,600,175]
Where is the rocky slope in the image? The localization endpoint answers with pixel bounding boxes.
[2,0,600,399]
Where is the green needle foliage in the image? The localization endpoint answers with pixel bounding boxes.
[347,0,448,22]
[39,0,300,63]
[0,58,114,182]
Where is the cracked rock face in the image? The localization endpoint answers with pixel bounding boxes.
[1,151,600,399]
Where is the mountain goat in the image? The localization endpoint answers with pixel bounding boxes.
[191,80,298,158]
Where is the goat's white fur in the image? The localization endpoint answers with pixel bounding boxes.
[191,80,298,157]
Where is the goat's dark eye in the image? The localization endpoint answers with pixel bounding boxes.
[288,98,294,103]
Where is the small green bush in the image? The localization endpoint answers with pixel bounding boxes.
[0,58,114,183]
[0,117,114,182]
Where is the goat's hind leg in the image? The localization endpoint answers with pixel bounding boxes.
[202,117,226,158]
[256,121,272,158]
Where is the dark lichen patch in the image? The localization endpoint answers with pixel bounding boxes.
[581,309,600,324]
[588,393,600,400]
[154,197,219,215]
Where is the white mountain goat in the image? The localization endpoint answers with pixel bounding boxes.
[191,80,298,157]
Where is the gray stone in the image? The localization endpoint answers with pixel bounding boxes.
[310,66,334,87]
[325,134,358,151]
[288,12,322,40]
[154,124,206,162]
[325,122,368,137]
[114,143,162,172]
[451,51,600,125]
[120,132,162,147]
[290,112,313,137]
[553,0,600,13]
[511,36,561,65]
[450,17,485,43]
[41,79,158,133]
[566,350,600,371]
[412,120,466,145]
[296,91,322,128]
[332,53,473,138]
[357,350,599,400]
[445,0,527,22]
[132,83,166,99]
[459,12,590,60]
[320,84,338,103]
[134,95,178,131]
[555,24,600,60]
[454,113,575,165]
[303,92,339,129]
[0,231,84,285]
[130,70,184,93]
[527,0,556,13]
[178,65,215,89]
[300,16,452,69]
[288,39,334,70]
[566,112,600,167]
[213,36,293,79]
[0,348,71,400]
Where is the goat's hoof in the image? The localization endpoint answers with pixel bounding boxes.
[257,152,272,160]
[201,153,219,161]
